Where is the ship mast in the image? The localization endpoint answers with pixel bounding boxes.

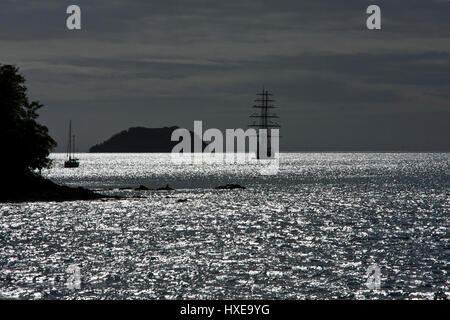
[249,88,280,159]
[67,120,72,160]
[72,134,76,158]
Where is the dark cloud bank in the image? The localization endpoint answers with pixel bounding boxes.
[1,0,449,151]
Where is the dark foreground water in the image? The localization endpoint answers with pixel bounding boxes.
[0,153,449,299]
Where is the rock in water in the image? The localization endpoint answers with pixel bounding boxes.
[215,184,245,190]
[157,184,173,191]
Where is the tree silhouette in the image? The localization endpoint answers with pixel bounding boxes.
[0,64,56,178]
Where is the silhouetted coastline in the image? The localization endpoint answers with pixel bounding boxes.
[0,64,110,203]
[1,173,109,203]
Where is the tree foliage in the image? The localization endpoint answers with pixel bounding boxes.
[0,64,56,176]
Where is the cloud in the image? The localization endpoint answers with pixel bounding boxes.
[0,0,449,151]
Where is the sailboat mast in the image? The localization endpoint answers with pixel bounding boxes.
[68,120,72,160]
[64,120,80,168]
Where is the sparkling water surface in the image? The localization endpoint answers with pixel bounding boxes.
[0,153,449,299]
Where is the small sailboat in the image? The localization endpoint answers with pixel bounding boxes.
[64,120,80,168]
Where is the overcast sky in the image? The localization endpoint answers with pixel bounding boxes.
[1,0,449,151]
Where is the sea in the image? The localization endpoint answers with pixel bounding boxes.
[0,153,449,299]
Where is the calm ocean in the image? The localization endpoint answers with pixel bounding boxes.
[0,153,448,299]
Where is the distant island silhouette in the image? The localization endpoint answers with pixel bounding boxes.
[90,126,207,153]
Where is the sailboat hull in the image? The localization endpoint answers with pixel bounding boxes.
[64,159,79,168]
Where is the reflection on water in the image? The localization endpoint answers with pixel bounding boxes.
[0,153,449,299]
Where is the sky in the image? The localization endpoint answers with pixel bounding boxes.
[1,0,449,151]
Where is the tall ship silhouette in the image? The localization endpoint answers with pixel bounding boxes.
[249,88,280,159]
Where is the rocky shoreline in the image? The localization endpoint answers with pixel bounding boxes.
[1,174,247,203]
[1,174,110,203]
